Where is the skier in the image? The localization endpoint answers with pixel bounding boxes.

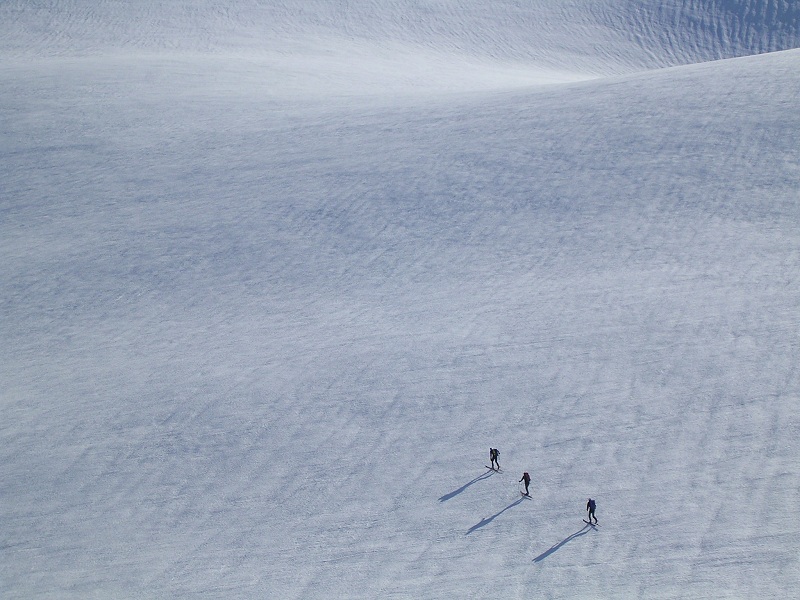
[489,448,500,471]
[519,472,531,496]
[586,498,597,524]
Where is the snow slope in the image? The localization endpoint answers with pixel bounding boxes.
[2,1,800,598]
[2,0,800,92]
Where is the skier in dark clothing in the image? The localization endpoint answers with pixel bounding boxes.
[489,448,500,471]
[519,472,531,496]
[586,498,597,524]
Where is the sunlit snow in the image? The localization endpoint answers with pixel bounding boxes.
[2,1,799,598]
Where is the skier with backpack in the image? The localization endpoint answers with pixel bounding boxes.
[519,471,531,496]
[586,498,598,524]
[489,448,501,471]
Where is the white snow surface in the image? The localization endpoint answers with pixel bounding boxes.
[2,1,800,598]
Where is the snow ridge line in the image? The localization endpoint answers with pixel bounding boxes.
[1,0,798,75]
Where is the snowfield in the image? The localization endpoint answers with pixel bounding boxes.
[2,1,799,598]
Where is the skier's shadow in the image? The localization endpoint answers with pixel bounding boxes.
[465,497,524,535]
[439,469,495,503]
[532,524,592,562]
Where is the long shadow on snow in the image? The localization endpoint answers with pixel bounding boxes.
[465,497,525,535]
[532,524,592,562]
[439,469,495,503]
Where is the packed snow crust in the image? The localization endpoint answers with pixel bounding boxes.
[2,1,799,598]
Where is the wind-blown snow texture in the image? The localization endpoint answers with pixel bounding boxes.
[2,1,799,598]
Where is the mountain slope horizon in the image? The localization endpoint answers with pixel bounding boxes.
[2,0,799,86]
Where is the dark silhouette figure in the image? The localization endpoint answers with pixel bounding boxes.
[519,472,531,496]
[586,498,598,524]
[489,448,500,470]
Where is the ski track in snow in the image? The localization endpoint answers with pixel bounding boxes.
[1,1,800,598]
